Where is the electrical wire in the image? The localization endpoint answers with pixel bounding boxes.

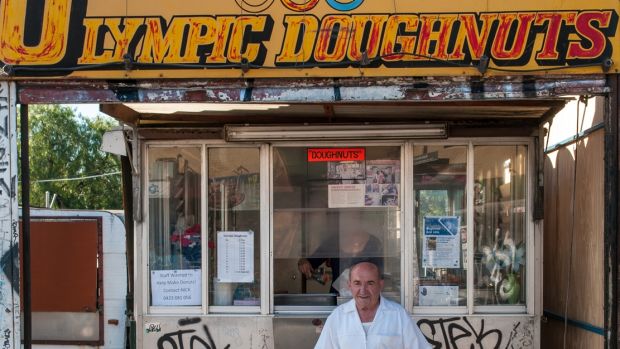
[33,171,121,183]
[562,96,587,348]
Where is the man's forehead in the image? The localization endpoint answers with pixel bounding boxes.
[350,263,381,279]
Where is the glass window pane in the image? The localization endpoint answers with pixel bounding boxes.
[474,145,527,306]
[273,146,401,307]
[208,148,261,306]
[413,145,467,307]
[148,147,202,306]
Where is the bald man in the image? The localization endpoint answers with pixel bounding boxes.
[314,261,430,349]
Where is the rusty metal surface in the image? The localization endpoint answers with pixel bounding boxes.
[17,75,608,105]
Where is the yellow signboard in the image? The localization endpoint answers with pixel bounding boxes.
[0,0,618,78]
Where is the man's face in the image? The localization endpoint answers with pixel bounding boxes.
[348,263,384,310]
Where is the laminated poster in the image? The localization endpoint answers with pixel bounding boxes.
[328,184,365,208]
[151,269,201,306]
[217,231,254,283]
[365,160,400,206]
[422,216,461,268]
[419,285,459,306]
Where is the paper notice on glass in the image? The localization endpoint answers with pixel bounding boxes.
[151,269,201,306]
[328,184,365,208]
[419,285,459,306]
[148,181,170,198]
[217,231,254,283]
[422,216,461,268]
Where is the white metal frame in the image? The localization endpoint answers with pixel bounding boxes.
[137,136,539,319]
[407,140,470,315]
[470,138,533,315]
[270,141,406,313]
[142,140,267,316]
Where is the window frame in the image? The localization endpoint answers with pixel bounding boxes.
[142,140,268,315]
[140,137,536,317]
[408,141,469,315]
[408,138,533,315]
[469,139,534,315]
[269,141,406,314]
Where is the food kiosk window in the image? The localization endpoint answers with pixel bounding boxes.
[273,146,402,308]
[208,148,261,307]
[146,145,262,310]
[473,145,527,306]
[148,146,202,307]
[413,145,467,307]
[144,140,531,313]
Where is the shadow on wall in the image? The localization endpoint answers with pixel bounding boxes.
[541,95,605,348]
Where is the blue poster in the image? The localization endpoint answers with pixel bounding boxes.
[422,216,461,268]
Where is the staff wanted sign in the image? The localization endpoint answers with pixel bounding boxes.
[151,269,201,306]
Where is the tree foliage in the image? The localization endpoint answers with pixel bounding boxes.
[19,105,122,209]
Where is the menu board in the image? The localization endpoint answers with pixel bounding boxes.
[217,231,254,283]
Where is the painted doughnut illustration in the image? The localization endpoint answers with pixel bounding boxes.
[280,0,320,12]
[325,0,364,11]
[234,0,275,13]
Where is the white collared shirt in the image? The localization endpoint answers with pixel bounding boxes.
[314,296,431,349]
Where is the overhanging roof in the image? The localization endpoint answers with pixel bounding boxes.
[16,75,603,128]
[100,100,568,127]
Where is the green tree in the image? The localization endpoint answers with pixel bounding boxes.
[19,105,122,209]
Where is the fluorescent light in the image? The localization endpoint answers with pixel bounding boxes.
[124,103,289,114]
[225,124,447,141]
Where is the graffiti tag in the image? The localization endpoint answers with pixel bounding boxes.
[417,317,529,349]
[146,323,162,334]
[2,328,10,349]
[157,324,231,349]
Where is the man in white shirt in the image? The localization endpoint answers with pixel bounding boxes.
[314,261,431,349]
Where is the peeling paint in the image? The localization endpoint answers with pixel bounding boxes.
[339,86,405,100]
[217,91,233,101]
[16,75,609,104]
[254,88,335,102]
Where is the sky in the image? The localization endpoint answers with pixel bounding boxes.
[61,103,114,120]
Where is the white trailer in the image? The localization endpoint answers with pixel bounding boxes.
[22,209,127,349]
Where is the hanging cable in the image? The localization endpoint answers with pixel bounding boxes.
[33,171,121,183]
[562,96,588,348]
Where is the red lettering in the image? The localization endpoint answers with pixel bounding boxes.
[535,12,577,60]
[567,11,612,59]
[491,13,536,60]
[307,148,366,162]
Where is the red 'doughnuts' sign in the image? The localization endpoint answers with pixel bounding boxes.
[307,148,365,162]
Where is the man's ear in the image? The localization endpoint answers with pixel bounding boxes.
[379,279,385,291]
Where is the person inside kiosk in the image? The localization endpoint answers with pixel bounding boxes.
[297,211,384,295]
[273,146,401,307]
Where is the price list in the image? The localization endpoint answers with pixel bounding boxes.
[217,231,254,283]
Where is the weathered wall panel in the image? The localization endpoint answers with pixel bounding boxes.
[543,129,605,347]
[141,315,535,349]
[16,76,609,105]
[0,81,19,349]
[20,220,99,313]
[542,319,604,348]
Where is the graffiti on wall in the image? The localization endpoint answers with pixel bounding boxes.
[417,316,534,349]
[0,81,18,349]
[146,317,274,349]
